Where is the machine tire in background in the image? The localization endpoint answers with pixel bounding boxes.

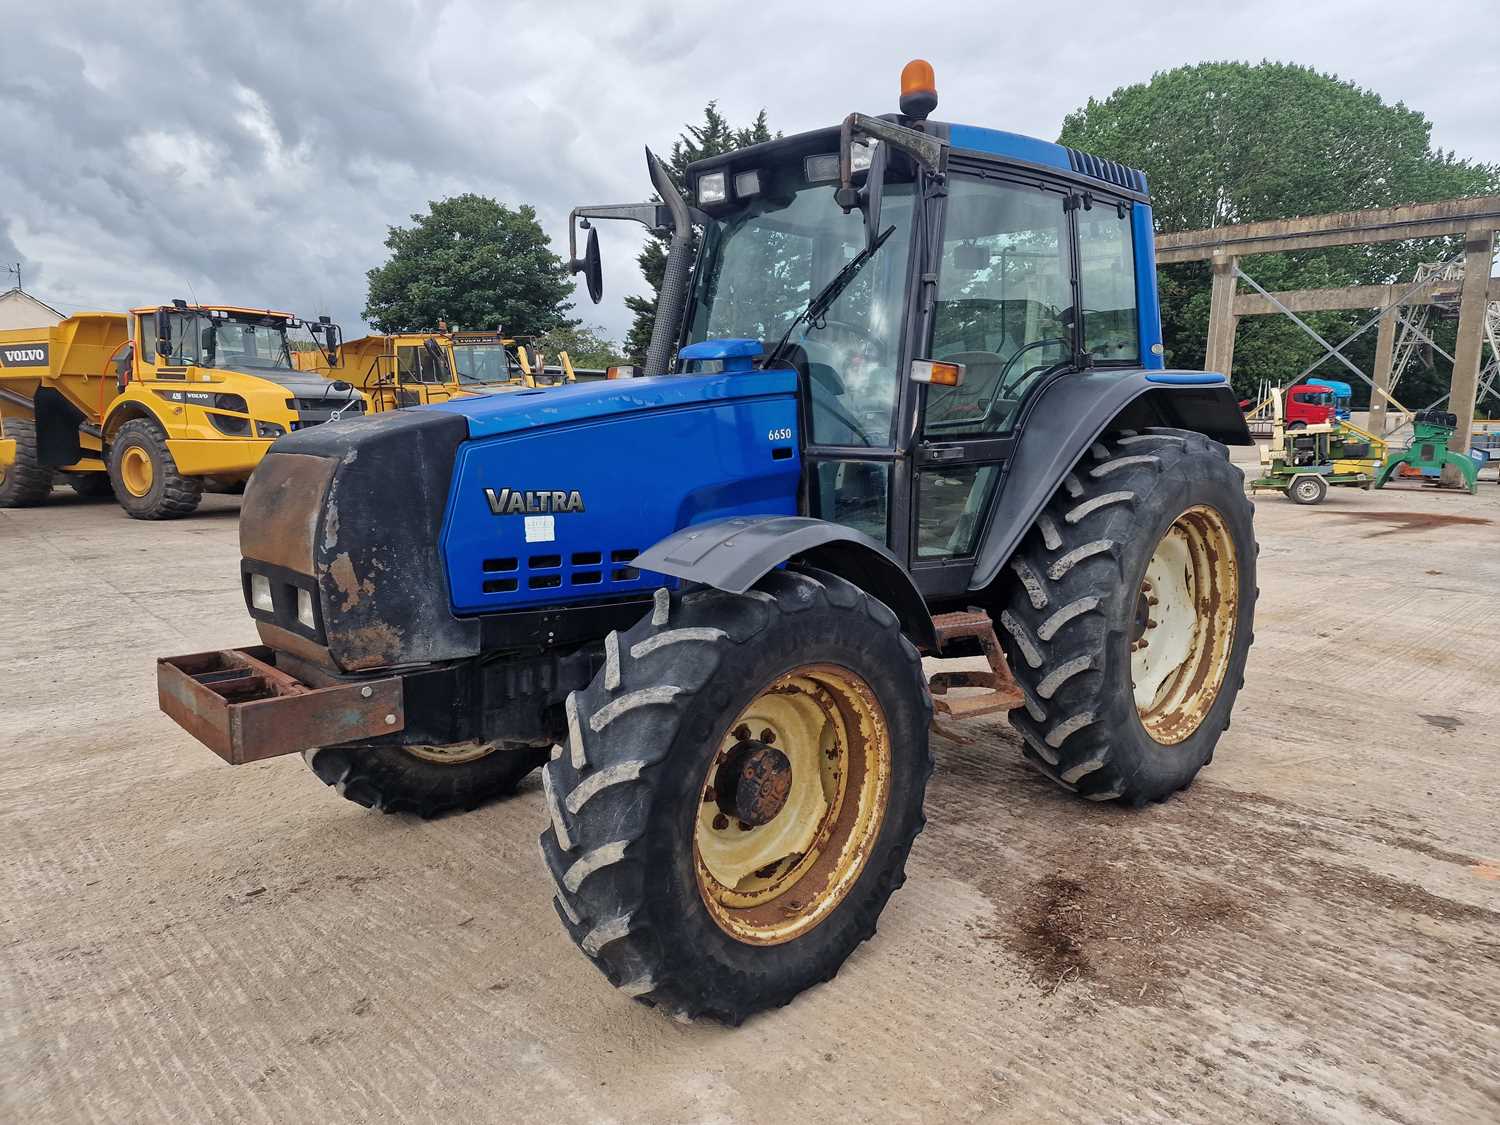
[107,417,203,519]
[538,569,932,1024]
[1288,474,1327,505]
[303,741,548,817]
[997,428,1256,806]
[68,473,116,500]
[0,418,55,507]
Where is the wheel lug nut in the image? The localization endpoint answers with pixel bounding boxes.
[734,724,752,742]
[712,813,729,830]
[759,728,775,744]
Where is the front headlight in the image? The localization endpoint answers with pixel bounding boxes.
[257,421,285,438]
[249,573,274,613]
[296,587,316,630]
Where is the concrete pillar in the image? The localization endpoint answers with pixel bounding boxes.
[1204,254,1239,377]
[1367,307,1399,437]
[1441,227,1497,487]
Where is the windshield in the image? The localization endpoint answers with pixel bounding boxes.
[688,171,915,447]
[153,311,293,371]
[452,343,516,385]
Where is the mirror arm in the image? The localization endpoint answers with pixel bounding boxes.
[836,111,950,212]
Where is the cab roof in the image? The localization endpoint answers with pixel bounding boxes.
[128,304,295,319]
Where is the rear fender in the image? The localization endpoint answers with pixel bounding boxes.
[634,515,936,650]
[969,370,1250,591]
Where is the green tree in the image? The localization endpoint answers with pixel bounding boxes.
[536,322,626,370]
[365,194,575,335]
[624,103,775,363]
[1059,62,1499,402]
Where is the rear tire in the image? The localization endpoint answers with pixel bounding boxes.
[0,418,55,507]
[108,417,202,519]
[996,429,1257,806]
[538,570,932,1023]
[303,741,548,817]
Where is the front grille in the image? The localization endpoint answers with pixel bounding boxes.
[479,547,644,599]
[287,396,366,430]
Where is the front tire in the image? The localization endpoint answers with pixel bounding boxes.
[303,741,548,816]
[997,429,1257,806]
[107,417,202,519]
[539,570,932,1023]
[0,418,55,507]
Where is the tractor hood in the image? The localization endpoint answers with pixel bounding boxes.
[238,369,801,672]
[425,369,795,438]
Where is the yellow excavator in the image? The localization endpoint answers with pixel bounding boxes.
[0,301,368,518]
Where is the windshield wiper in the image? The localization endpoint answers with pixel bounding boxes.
[765,224,895,369]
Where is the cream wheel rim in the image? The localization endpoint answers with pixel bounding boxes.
[694,664,891,946]
[1130,505,1239,745]
[403,741,503,765]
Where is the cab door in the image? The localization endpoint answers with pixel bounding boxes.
[910,170,1142,600]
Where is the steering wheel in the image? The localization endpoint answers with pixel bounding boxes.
[811,393,875,446]
[988,337,1070,407]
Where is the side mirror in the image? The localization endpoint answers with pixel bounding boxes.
[860,141,888,253]
[578,226,603,304]
[324,323,340,364]
[154,308,172,357]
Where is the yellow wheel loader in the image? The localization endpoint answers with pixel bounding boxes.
[0,301,369,518]
[294,328,576,412]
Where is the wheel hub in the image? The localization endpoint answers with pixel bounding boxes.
[715,740,793,827]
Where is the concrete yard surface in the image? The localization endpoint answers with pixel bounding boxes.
[2,472,1498,1124]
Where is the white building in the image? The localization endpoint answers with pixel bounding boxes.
[0,287,64,331]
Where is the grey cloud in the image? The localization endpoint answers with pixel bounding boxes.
[3,0,1494,340]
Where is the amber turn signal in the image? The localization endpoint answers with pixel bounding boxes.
[910,359,964,387]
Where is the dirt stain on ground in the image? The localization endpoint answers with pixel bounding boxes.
[928,750,1500,1008]
[1326,510,1493,538]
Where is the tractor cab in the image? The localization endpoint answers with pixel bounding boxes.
[566,61,1214,607]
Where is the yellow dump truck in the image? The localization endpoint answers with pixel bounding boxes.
[0,302,368,518]
[295,329,575,411]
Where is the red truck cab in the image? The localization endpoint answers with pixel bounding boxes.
[1283,384,1336,429]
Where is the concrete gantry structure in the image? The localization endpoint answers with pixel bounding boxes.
[1157,196,1500,487]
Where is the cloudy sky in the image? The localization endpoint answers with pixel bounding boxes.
[3,0,1495,343]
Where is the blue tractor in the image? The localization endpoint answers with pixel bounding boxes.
[157,62,1257,1023]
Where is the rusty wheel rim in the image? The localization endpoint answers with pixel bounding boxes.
[694,664,891,946]
[403,741,502,765]
[1131,505,1239,745]
[121,445,154,497]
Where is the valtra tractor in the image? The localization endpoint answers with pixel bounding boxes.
[157,61,1258,1023]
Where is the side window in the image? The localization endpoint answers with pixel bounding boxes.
[397,345,421,383]
[139,315,155,363]
[810,460,889,543]
[1076,207,1139,363]
[924,178,1072,437]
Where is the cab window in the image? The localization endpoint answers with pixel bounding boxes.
[923,177,1072,438]
[1075,206,1139,363]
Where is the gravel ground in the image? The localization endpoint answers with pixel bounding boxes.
[3,458,1497,1124]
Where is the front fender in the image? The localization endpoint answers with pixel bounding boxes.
[969,369,1249,591]
[635,515,936,650]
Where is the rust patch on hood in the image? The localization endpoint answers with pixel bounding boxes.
[328,552,375,611]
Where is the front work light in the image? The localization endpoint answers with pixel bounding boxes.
[806,142,872,184]
[697,171,727,204]
[249,573,274,613]
[910,359,965,387]
[733,170,761,198]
